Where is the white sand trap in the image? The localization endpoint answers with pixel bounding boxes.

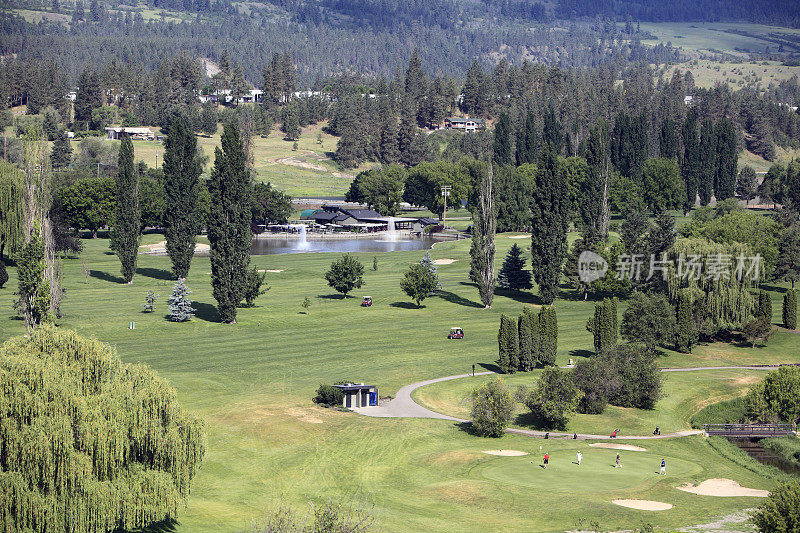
[677,479,769,497]
[140,241,210,254]
[612,499,673,511]
[589,443,647,452]
[433,259,457,265]
[508,235,529,239]
[260,269,284,273]
[482,449,529,456]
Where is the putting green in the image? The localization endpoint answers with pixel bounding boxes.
[477,447,700,492]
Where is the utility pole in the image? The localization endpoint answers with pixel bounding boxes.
[440,185,451,228]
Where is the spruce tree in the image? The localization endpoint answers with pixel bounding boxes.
[111,135,140,283]
[783,290,797,330]
[518,306,539,371]
[168,279,196,322]
[163,115,203,279]
[492,112,512,165]
[538,305,558,366]
[208,123,252,323]
[498,243,532,291]
[675,291,696,353]
[697,118,716,206]
[50,129,72,169]
[530,149,569,304]
[516,109,538,166]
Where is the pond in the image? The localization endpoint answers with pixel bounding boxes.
[250,234,441,255]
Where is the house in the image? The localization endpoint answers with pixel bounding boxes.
[443,117,486,132]
[300,205,439,232]
[105,127,156,141]
[333,383,379,408]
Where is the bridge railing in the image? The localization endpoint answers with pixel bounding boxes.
[703,423,797,436]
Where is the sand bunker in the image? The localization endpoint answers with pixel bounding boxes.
[140,241,209,255]
[433,259,457,265]
[260,269,284,273]
[482,450,529,456]
[612,499,673,511]
[589,443,647,452]
[677,479,769,497]
[508,235,530,239]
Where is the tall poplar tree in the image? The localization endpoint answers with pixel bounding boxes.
[111,135,140,283]
[163,115,202,279]
[538,305,558,366]
[516,109,538,166]
[584,120,612,243]
[518,306,539,371]
[469,160,496,308]
[492,112,513,165]
[714,118,738,201]
[681,112,700,210]
[208,123,252,323]
[531,149,569,304]
[697,118,716,206]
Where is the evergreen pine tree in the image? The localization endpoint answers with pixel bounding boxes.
[736,165,758,205]
[111,135,140,284]
[74,68,103,127]
[516,109,538,166]
[498,243,532,291]
[163,116,202,279]
[697,118,716,206]
[397,95,417,166]
[50,129,72,169]
[168,279,196,322]
[538,305,558,366]
[492,112,512,165]
[208,123,252,323]
[542,106,562,154]
[200,101,217,136]
[530,149,569,304]
[783,290,797,330]
[282,107,300,140]
[675,291,696,353]
[378,114,400,164]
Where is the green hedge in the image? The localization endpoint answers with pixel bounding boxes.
[690,397,746,428]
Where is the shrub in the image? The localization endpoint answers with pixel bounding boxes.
[314,384,344,406]
[525,367,582,430]
[784,290,797,330]
[752,481,800,532]
[470,378,515,437]
[744,366,800,423]
[245,499,375,533]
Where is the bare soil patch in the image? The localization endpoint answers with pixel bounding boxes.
[677,478,769,497]
[482,449,529,456]
[589,443,647,452]
[612,499,673,511]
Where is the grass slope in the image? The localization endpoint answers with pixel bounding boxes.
[0,234,794,531]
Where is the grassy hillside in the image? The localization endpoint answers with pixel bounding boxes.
[0,232,794,531]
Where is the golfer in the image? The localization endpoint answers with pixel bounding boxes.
[543,453,549,468]
[576,451,582,465]
[660,459,666,475]
[615,452,621,468]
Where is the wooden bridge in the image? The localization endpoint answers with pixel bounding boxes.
[703,423,797,438]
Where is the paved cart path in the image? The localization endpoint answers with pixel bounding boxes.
[352,364,793,439]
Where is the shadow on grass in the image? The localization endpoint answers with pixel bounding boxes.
[390,301,421,309]
[437,290,483,309]
[137,267,173,281]
[568,349,594,360]
[761,284,789,294]
[514,411,565,432]
[317,294,348,299]
[192,301,220,323]
[117,518,178,533]
[90,269,125,284]
[494,287,542,305]
[454,421,480,436]
[478,362,503,374]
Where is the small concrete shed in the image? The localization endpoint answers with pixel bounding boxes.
[333,383,379,408]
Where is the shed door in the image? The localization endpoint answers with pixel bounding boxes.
[370,392,377,406]
[345,393,351,408]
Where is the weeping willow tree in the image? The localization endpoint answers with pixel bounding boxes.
[0,161,24,289]
[667,238,757,333]
[0,327,206,532]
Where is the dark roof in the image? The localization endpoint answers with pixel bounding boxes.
[311,211,339,222]
[332,383,375,391]
[418,217,439,225]
[341,208,381,220]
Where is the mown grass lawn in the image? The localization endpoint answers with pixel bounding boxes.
[0,233,794,532]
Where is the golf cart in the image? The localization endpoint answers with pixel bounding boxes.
[448,327,464,339]
[361,296,373,307]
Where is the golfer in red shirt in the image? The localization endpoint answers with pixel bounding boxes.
[543,453,549,468]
